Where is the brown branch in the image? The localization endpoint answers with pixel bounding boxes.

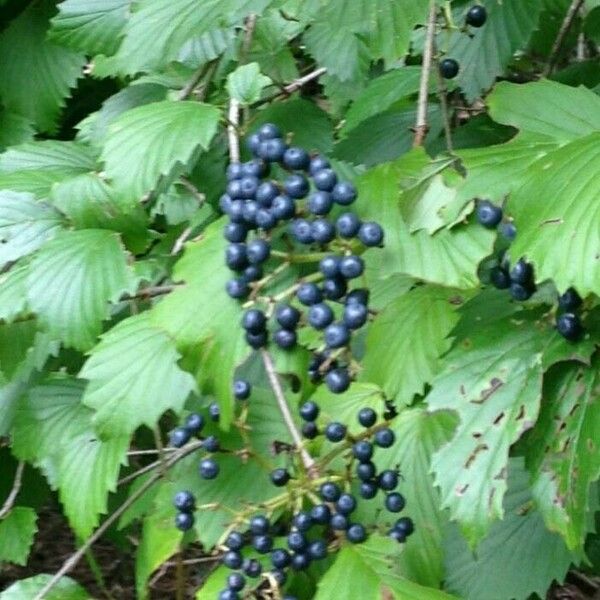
[260,350,318,479]
[123,284,180,301]
[177,61,212,101]
[251,67,327,108]
[434,39,454,153]
[0,461,25,520]
[543,0,585,76]
[32,441,205,600]
[413,0,437,147]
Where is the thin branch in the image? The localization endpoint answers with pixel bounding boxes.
[227,99,241,163]
[241,13,258,62]
[179,177,205,205]
[413,0,437,147]
[260,350,318,479]
[123,285,180,301]
[33,442,204,600]
[0,461,25,520]
[171,226,193,256]
[543,0,585,76]
[434,38,454,153]
[177,61,213,101]
[251,67,327,108]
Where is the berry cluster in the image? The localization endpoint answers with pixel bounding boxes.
[440,5,487,79]
[476,200,585,341]
[222,123,384,394]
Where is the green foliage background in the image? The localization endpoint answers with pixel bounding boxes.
[0,0,599,598]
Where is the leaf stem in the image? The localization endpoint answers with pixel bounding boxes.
[251,67,328,108]
[0,461,24,520]
[543,0,585,76]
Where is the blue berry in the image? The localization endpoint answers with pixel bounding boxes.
[271,195,296,220]
[243,558,262,577]
[291,553,311,570]
[284,174,309,198]
[175,512,194,531]
[241,201,258,226]
[227,199,245,223]
[169,427,190,448]
[385,492,406,513]
[500,221,517,240]
[259,138,287,162]
[491,267,510,289]
[324,422,347,443]
[283,146,310,170]
[476,200,503,228]
[466,4,487,27]
[257,123,282,140]
[233,379,251,400]
[287,531,307,552]
[559,288,582,311]
[219,590,238,600]
[223,550,243,569]
[557,312,583,341]
[394,516,415,536]
[308,540,327,560]
[256,181,279,207]
[325,368,351,393]
[270,468,291,486]
[173,490,195,512]
[297,282,323,306]
[219,194,233,214]
[242,159,269,178]
[360,481,378,499]
[273,328,297,349]
[227,163,244,181]
[255,208,277,231]
[202,435,219,452]
[320,481,342,501]
[311,218,336,244]
[330,513,349,530]
[290,218,314,244]
[253,534,273,553]
[250,515,270,535]
[227,179,244,199]
[347,523,367,543]
[247,239,270,265]
[313,168,337,191]
[358,407,377,428]
[225,531,244,550]
[302,422,319,439]
[276,304,301,330]
[356,461,376,481]
[184,413,204,434]
[246,330,268,349]
[310,504,331,524]
[510,259,534,285]
[344,302,368,329]
[358,222,384,247]
[247,133,261,156]
[337,212,361,238]
[308,303,334,330]
[374,428,395,448]
[324,322,350,348]
[309,155,330,175]
[378,470,399,491]
[352,440,373,462]
[299,401,319,421]
[224,222,248,243]
[346,289,370,306]
[239,176,259,199]
[199,458,219,479]
[336,493,357,514]
[208,402,220,421]
[242,265,262,282]
[271,548,291,569]
[332,181,357,205]
[292,511,313,531]
[308,191,333,215]
[510,283,534,301]
[319,255,341,278]
[440,58,460,79]
[322,276,347,300]
[242,309,266,333]
[226,243,248,271]
[227,572,246,591]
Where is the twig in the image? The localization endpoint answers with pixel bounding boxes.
[228,98,241,163]
[413,0,437,147]
[434,38,454,153]
[179,177,205,205]
[251,67,327,108]
[177,61,212,101]
[241,13,257,61]
[171,226,193,256]
[33,442,204,600]
[123,285,179,301]
[0,461,24,520]
[543,0,585,76]
[260,350,318,478]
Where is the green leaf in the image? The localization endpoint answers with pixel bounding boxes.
[362,286,461,405]
[0,507,37,566]
[80,313,196,438]
[226,62,272,104]
[0,141,97,175]
[446,0,543,102]
[0,110,35,151]
[178,28,235,69]
[508,133,600,296]
[26,229,137,350]
[0,171,68,198]
[0,190,64,268]
[0,264,29,323]
[487,80,600,141]
[314,535,457,600]
[101,101,220,198]
[342,67,422,134]
[0,575,91,600]
[0,1,85,133]
[427,313,577,544]
[49,0,129,56]
[151,220,248,427]
[444,458,574,600]
[526,361,600,550]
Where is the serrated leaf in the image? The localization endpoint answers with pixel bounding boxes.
[0,574,91,600]
[0,141,97,175]
[508,133,600,297]
[0,507,37,566]
[0,190,64,268]
[0,264,29,322]
[101,101,220,198]
[314,535,457,600]
[362,286,461,405]
[26,229,137,350]
[0,171,67,198]
[178,28,235,69]
[342,67,422,133]
[446,0,543,102]
[526,361,600,550]
[427,313,579,544]
[0,110,35,151]
[445,458,574,600]
[227,62,272,105]
[488,80,600,141]
[49,0,129,56]
[151,219,248,426]
[80,313,196,438]
[0,1,85,133]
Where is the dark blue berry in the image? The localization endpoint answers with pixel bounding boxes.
[242,309,267,333]
[243,558,262,577]
[476,200,502,228]
[330,513,349,530]
[290,218,314,244]
[208,402,220,421]
[346,289,370,306]
[256,181,279,207]
[276,304,301,330]
[559,288,582,311]
[258,123,282,140]
[226,244,248,271]
[309,155,330,175]
[358,407,377,428]
[344,302,368,329]
[313,168,337,192]
[308,191,334,215]
[271,548,291,569]
[203,435,219,452]
[358,222,384,247]
[324,322,350,348]
[224,222,247,243]
[311,218,336,244]
[336,493,357,514]
[239,176,259,199]
[247,239,270,265]
[169,427,190,448]
[227,179,244,199]
[184,413,204,434]
[500,221,517,240]
[322,276,347,300]
[324,422,347,442]
[175,512,194,531]
[287,531,307,552]
[241,201,258,226]
[290,553,311,570]
[337,212,361,238]
[227,163,244,181]
[491,267,510,289]
[173,490,195,512]
[242,159,269,178]
[297,282,322,305]
[302,422,319,439]
[218,590,238,600]
[394,516,415,536]
[283,146,310,170]
[284,174,309,199]
[299,401,319,421]
[223,550,243,569]
[250,515,270,535]
[242,265,262,282]
[332,182,357,205]
[308,303,334,330]
[227,199,245,223]
[510,283,534,301]
[273,328,297,349]
[259,138,287,162]
[219,194,233,214]
[557,312,583,341]
[320,481,342,501]
[225,531,244,550]
[466,4,487,27]
[385,492,406,513]
[356,461,376,481]
[271,195,296,220]
[510,259,534,285]
[325,368,351,394]
[255,208,277,231]
[374,428,395,448]
[247,133,261,156]
[308,540,327,560]
[347,523,367,543]
[253,534,273,553]
[440,58,459,79]
[389,528,406,543]
[319,255,341,278]
[233,379,251,401]
[310,504,331,524]
[227,572,246,591]
[378,470,399,491]
[292,511,313,531]
[352,440,373,462]
[270,468,291,486]
[246,330,268,349]
[360,481,378,499]
[199,457,219,479]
